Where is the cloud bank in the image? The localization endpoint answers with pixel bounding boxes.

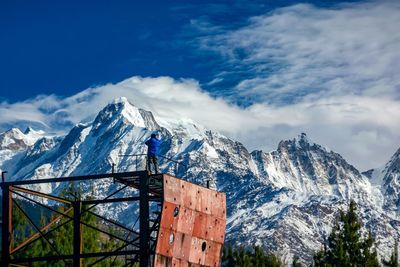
[1,1,399,171]
[197,1,400,105]
[1,76,399,171]
[193,0,400,169]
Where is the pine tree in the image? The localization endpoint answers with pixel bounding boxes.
[313,200,379,267]
[221,244,281,267]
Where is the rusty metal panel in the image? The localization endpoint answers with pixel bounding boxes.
[177,206,196,235]
[163,176,181,205]
[180,180,197,210]
[209,216,226,244]
[204,242,222,267]
[172,232,192,260]
[156,227,174,257]
[159,201,178,229]
[192,212,206,239]
[187,237,221,266]
[188,236,207,265]
[170,257,185,267]
[210,192,226,220]
[155,174,226,267]
[195,188,212,215]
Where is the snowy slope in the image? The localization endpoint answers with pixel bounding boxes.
[364,148,400,212]
[1,98,399,264]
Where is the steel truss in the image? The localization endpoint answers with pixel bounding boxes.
[0,171,163,267]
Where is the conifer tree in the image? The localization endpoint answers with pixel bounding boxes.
[221,244,281,267]
[313,200,379,267]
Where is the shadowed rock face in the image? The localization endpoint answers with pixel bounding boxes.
[0,99,399,264]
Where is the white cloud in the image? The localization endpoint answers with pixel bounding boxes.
[198,1,400,104]
[1,1,400,171]
[0,76,255,134]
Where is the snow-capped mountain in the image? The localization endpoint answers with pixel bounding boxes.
[363,148,400,212]
[0,127,45,150]
[1,97,399,264]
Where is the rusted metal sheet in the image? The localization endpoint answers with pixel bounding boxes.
[155,174,226,267]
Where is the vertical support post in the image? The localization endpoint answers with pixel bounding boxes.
[145,155,149,173]
[140,172,150,266]
[73,200,82,267]
[8,191,12,252]
[1,184,10,266]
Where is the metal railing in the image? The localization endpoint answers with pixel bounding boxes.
[118,153,188,177]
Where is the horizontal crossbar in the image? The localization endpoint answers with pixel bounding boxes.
[81,195,161,204]
[9,250,140,264]
[1,171,147,186]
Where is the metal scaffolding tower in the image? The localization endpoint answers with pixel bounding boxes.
[0,171,164,266]
[0,170,226,266]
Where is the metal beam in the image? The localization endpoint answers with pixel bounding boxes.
[10,186,72,204]
[73,201,82,267]
[81,220,139,247]
[11,207,73,254]
[12,200,67,265]
[82,184,128,213]
[81,195,160,205]
[10,215,72,255]
[10,190,138,249]
[140,172,150,266]
[1,184,11,266]
[10,250,140,264]
[2,171,147,186]
[87,242,132,267]
[9,191,12,253]
[85,210,140,237]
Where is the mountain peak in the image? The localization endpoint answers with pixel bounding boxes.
[277,132,314,152]
[384,147,400,178]
[298,132,308,142]
[297,132,317,150]
[90,97,168,138]
[92,98,146,131]
[6,127,24,135]
[24,126,45,136]
[111,96,131,106]
[24,127,34,134]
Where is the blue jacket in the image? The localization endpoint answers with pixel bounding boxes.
[145,137,161,156]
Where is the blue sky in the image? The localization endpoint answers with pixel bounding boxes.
[1,0,361,103]
[1,0,399,170]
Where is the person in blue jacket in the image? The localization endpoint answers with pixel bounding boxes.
[145,133,161,174]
